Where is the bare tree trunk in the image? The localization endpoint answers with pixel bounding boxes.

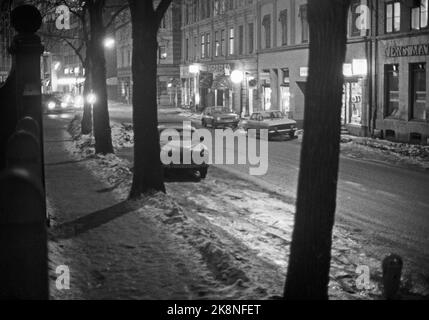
[81,56,92,135]
[128,2,166,197]
[88,0,113,154]
[284,0,351,300]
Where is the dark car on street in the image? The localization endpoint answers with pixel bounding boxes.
[42,93,76,114]
[240,110,297,140]
[201,106,240,129]
[158,120,209,179]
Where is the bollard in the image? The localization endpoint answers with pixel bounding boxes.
[16,117,40,141]
[382,254,403,300]
[6,130,41,178]
[0,168,48,300]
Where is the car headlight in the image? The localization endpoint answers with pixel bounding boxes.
[75,96,84,108]
[216,117,221,121]
[48,102,56,110]
[61,102,67,108]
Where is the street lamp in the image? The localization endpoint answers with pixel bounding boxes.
[189,65,200,111]
[231,70,245,117]
[189,64,200,74]
[231,70,244,84]
[87,91,97,105]
[103,37,115,49]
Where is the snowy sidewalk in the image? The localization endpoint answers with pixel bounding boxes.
[45,117,252,300]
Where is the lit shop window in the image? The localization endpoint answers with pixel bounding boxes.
[386,1,401,33]
[385,64,400,118]
[410,63,427,121]
[411,0,428,30]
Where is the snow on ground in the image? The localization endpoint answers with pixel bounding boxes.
[341,136,429,171]
[61,115,429,300]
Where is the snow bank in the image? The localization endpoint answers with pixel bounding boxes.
[341,135,429,170]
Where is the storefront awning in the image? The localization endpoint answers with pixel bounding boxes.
[212,74,232,90]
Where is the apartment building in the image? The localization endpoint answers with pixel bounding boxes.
[115,0,182,106]
[180,0,428,143]
[375,0,429,143]
[181,0,259,114]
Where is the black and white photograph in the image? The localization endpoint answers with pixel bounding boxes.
[0,0,428,308]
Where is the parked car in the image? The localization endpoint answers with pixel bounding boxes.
[240,111,297,139]
[42,93,76,114]
[158,120,209,179]
[201,106,240,129]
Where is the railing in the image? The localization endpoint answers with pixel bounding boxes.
[0,5,48,300]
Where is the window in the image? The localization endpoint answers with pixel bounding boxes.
[238,25,244,55]
[410,63,427,120]
[194,36,197,59]
[159,46,167,60]
[279,9,288,45]
[386,2,401,33]
[185,38,189,60]
[221,29,225,56]
[248,23,254,53]
[411,0,428,30]
[193,1,198,22]
[262,15,271,49]
[201,34,205,58]
[206,33,211,58]
[215,31,220,57]
[299,5,309,43]
[229,27,234,55]
[385,64,400,118]
[214,0,220,16]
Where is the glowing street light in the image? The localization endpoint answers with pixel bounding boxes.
[189,64,200,74]
[103,37,115,49]
[231,70,244,84]
[87,92,97,105]
[231,70,245,117]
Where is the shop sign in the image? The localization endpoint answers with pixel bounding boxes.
[299,67,308,77]
[385,44,429,58]
[206,64,232,75]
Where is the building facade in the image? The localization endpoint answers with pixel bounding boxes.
[375,0,429,143]
[181,0,259,115]
[115,0,182,106]
[180,0,429,143]
[257,0,372,134]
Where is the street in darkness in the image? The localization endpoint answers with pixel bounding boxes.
[0,0,429,307]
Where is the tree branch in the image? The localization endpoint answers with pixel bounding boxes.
[104,4,128,30]
[155,0,172,24]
